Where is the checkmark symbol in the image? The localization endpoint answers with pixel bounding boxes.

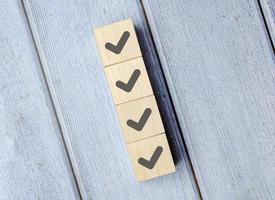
[105,31,130,54]
[127,108,151,131]
[138,146,163,169]
[116,69,141,92]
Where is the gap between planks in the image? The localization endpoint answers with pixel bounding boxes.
[257,0,275,53]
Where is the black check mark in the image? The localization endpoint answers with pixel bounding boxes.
[116,69,141,92]
[127,108,151,131]
[138,146,163,169]
[105,31,130,54]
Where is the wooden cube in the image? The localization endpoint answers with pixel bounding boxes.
[93,19,142,66]
[104,57,153,105]
[116,95,164,143]
[127,133,175,181]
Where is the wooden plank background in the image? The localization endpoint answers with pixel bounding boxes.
[0,0,80,199]
[0,0,274,199]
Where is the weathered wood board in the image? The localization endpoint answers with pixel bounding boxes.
[0,0,80,199]
[143,0,275,199]
[2,0,274,199]
[23,0,199,199]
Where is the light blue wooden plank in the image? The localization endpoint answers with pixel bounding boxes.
[0,0,80,199]
[23,0,200,199]
[143,0,275,199]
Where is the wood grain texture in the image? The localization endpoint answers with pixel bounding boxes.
[94,19,142,67]
[116,95,164,143]
[104,57,153,105]
[143,0,275,199]
[0,0,80,199]
[127,133,175,182]
[259,0,275,48]
[23,0,199,199]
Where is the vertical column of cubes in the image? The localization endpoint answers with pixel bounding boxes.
[94,19,175,181]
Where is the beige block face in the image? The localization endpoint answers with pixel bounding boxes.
[93,19,142,66]
[127,134,175,181]
[104,57,153,105]
[116,95,164,143]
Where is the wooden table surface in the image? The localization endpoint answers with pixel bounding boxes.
[0,0,274,199]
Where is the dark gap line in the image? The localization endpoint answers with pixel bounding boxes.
[256,0,275,54]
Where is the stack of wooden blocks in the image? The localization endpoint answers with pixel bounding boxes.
[94,19,175,181]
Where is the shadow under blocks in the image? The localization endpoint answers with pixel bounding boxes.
[135,24,189,166]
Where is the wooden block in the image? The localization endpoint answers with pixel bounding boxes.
[104,57,153,105]
[116,95,164,143]
[127,134,175,181]
[94,19,142,66]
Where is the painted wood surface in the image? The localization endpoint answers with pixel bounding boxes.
[0,0,80,199]
[260,0,275,48]
[143,0,275,199]
[23,0,199,199]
